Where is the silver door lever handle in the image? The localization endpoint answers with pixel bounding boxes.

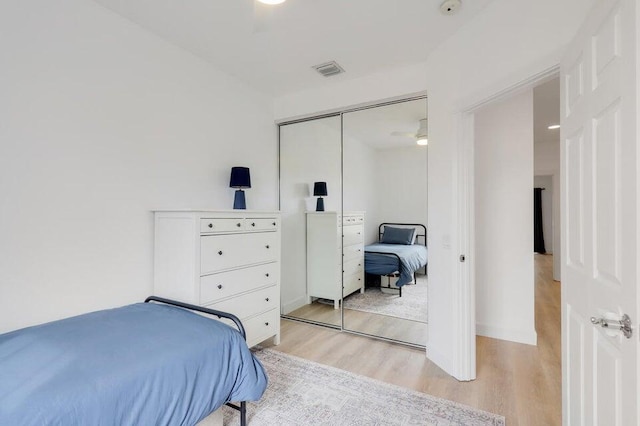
[590,314,633,339]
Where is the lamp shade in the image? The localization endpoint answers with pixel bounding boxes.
[313,182,327,196]
[229,167,251,188]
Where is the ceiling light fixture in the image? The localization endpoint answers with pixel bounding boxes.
[257,0,286,4]
[548,124,561,130]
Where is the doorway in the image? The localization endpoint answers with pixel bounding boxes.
[472,75,561,346]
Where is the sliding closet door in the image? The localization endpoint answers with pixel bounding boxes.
[279,116,342,327]
[342,98,428,346]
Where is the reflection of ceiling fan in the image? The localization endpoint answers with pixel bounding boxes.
[391,118,428,145]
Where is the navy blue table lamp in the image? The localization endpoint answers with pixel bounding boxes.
[313,181,327,211]
[230,167,251,209]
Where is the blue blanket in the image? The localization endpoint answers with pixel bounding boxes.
[0,303,267,426]
[365,243,428,287]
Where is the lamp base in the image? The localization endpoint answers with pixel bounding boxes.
[233,190,246,210]
[316,197,324,212]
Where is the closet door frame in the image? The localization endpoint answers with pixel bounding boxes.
[277,93,428,349]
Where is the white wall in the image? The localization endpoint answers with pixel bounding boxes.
[474,90,536,345]
[279,117,342,313]
[535,140,561,280]
[344,143,428,246]
[273,0,594,375]
[343,135,378,244]
[373,146,428,242]
[0,0,277,333]
[534,175,554,255]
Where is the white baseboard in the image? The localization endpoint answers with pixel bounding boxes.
[282,296,307,315]
[476,323,538,346]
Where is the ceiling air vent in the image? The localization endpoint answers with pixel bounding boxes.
[313,61,345,77]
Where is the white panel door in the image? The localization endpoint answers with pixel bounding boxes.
[560,1,638,425]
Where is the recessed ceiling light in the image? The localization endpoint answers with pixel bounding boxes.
[416,138,428,146]
[257,0,286,4]
[548,124,561,130]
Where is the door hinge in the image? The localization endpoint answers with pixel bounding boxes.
[459,254,466,262]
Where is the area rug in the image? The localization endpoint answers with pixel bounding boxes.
[222,349,504,426]
[342,276,428,323]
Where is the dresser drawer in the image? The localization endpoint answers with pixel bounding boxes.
[343,271,364,296]
[244,309,279,347]
[200,263,278,305]
[343,225,363,246]
[207,285,278,319]
[201,232,278,274]
[200,218,244,233]
[343,257,363,276]
[343,215,362,225]
[244,218,279,232]
[343,243,363,261]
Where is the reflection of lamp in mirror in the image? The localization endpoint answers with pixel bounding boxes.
[313,182,327,211]
[230,167,251,209]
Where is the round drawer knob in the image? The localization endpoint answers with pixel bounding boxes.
[265,297,270,302]
[251,222,256,227]
[217,284,223,289]
[218,251,223,255]
[236,223,241,227]
[272,222,276,226]
[265,245,270,249]
[264,322,269,326]
[265,273,270,277]
[208,223,213,228]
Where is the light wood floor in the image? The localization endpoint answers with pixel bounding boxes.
[264,254,560,425]
[286,303,428,346]
[286,275,429,346]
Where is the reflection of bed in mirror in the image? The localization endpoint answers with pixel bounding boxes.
[364,223,427,297]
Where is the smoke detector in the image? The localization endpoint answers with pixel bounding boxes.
[440,0,462,15]
[313,61,345,77]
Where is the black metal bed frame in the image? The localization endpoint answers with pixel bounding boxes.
[144,296,248,426]
[364,223,428,297]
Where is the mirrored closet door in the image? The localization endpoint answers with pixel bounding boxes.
[341,98,428,347]
[279,97,428,348]
[279,115,342,327]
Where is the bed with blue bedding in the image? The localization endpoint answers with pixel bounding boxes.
[0,297,267,426]
[364,223,428,296]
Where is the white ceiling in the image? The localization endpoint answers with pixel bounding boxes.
[91,0,555,148]
[93,0,496,96]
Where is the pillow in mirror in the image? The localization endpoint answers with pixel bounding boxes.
[381,226,416,245]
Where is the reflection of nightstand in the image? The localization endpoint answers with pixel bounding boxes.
[306,211,365,309]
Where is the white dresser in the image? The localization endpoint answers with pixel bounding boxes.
[306,211,365,309]
[153,210,280,347]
